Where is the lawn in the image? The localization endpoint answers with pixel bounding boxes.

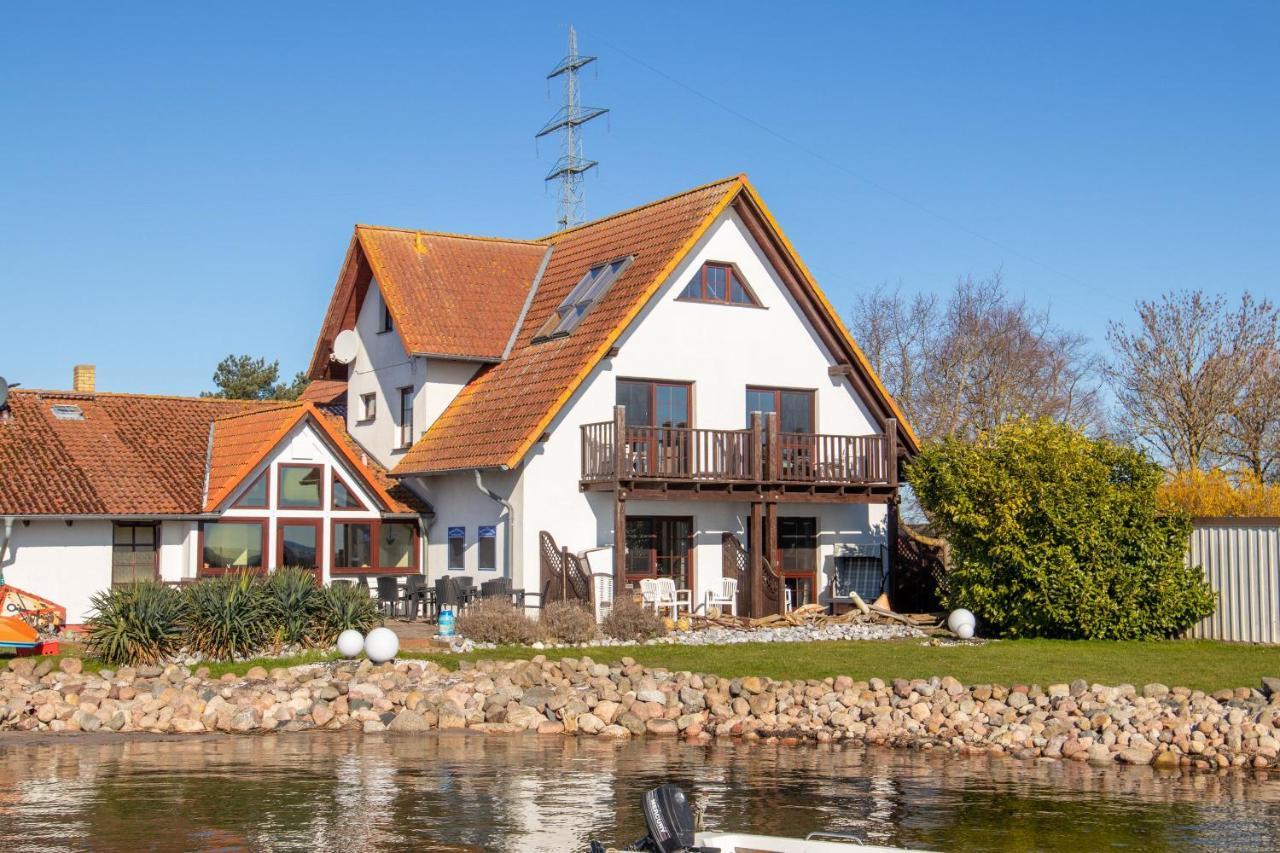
[10,639,1275,692]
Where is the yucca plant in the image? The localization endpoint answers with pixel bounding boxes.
[85,581,188,666]
[312,580,381,646]
[182,573,274,660]
[264,566,323,647]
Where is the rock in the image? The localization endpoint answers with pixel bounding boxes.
[599,724,632,739]
[740,676,765,695]
[244,666,269,681]
[1261,677,1280,698]
[646,718,679,736]
[473,722,523,735]
[1118,748,1155,765]
[505,705,544,731]
[388,710,431,732]
[636,689,666,704]
[576,713,605,734]
[58,657,84,675]
[231,708,261,732]
[1141,683,1170,699]
[1152,750,1180,769]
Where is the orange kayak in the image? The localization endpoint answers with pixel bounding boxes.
[0,615,39,647]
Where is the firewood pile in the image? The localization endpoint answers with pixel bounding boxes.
[692,596,939,631]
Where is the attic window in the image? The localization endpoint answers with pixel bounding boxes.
[534,256,633,342]
[679,262,759,306]
[50,404,84,421]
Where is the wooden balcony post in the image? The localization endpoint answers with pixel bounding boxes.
[612,405,626,479]
[750,412,763,482]
[885,417,898,486]
[764,500,782,614]
[613,492,627,592]
[749,500,763,618]
[765,411,780,481]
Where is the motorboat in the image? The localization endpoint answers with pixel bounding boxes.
[591,785,933,853]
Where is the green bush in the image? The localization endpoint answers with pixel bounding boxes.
[456,598,539,644]
[601,596,667,642]
[312,580,381,645]
[909,419,1216,639]
[264,566,324,646]
[182,573,275,660]
[85,582,188,666]
[540,600,598,643]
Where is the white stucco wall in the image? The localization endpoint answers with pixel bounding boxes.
[411,469,516,586]
[344,279,480,469]
[2,520,113,625]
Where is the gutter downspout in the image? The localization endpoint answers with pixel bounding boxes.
[0,517,14,585]
[474,470,514,581]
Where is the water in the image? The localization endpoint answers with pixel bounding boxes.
[1,732,1277,851]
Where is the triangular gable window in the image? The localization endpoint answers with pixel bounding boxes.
[232,470,268,509]
[679,261,759,306]
[332,473,368,510]
[534,256,633,342]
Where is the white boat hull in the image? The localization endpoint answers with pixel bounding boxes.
[695,831,931,853]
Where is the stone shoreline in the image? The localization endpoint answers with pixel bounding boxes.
[3,656,1278,772]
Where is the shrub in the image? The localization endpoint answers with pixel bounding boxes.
[540,600,598,643]
[85,581,188,666]
[909,419,1216,639]
[456,598,539,644]
[313,580,381,645]
[264,566,324,647]
[601,596,667,642]
[182,572,275,660]
[1157,468,1280,517]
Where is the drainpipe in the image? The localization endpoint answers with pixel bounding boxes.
[474,470,514,581]
[0,516,14,585]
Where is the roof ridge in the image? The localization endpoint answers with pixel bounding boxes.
[354,224,542,246]
[210,401,305,423]
[16,389,295,405]
[535,174,744,242]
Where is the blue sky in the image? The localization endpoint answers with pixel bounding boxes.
[2,2,1276,395]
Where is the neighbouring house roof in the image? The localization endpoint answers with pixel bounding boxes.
[376,175,919,476]
[204,402,430,515]
[0,391,275,516]
[298,378,347,405]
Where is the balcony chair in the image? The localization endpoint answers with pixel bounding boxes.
[704,578,738,617]
[591,573,614,624]
[641,577,692,619]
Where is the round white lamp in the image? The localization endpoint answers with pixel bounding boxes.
[364,627,400,663]
[336,629,364,659]
[947,608,976,639]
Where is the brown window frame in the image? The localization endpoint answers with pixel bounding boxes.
[616,378,694,428]
[277,463,325,509]
[677,261,762,307]
[278,518,323,580]
[330,519,420,576]
[777,516,818,608]
[397,386,414,449]
[231,468,270,510]
[331,472,367,510]
[111,522,159,586]
[198,518,268,577]
[624,516,696,592]
[379,297,394,334]
[745,385,816,434]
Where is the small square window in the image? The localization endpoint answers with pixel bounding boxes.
[360,393,376,421]
[478,525,497,571]
[447,526,466,570]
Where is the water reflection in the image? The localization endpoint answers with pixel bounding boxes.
[0,732,1277,852]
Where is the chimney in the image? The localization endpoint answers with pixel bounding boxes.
[73,364,96,394]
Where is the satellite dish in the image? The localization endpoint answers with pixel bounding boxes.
[331,330,358,365]
[0,376,8,409]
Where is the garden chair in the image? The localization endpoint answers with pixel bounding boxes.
[481,577,512,602]
[704,577,738,617]
[435,577,463,619]
[646,577,692,619]
[591,573,614,624]
[376,576,403,617]
[402,575,426,620]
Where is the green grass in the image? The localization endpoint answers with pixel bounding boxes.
[7,639,1275,692]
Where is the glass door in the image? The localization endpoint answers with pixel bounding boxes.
[625,516,693,591]
[617,379,691,476]
[776,517,818,607]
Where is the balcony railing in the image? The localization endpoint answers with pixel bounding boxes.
[581,408,898,488]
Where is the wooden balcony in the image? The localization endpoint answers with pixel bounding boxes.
[581,408,899,503]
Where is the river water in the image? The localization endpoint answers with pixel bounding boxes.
[0,732,1277,851]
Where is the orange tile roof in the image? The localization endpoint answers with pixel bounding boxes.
[298,378,347,405]
[0,391,278,516]
[204,402,430,515]
[391,176,743,474]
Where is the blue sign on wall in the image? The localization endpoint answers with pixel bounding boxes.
[447,526,465,538]
[479,526,497,538]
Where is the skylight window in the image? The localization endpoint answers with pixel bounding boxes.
[535,256,632,341]
[50,404,84,421]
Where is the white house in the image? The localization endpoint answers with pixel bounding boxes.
[0,174,917,626]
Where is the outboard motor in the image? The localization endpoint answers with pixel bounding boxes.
[590,785,719,853]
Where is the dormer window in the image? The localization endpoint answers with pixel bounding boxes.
[534,256,633,342]
[679,262,759,306]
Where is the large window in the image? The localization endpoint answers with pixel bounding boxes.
[201,521,265,573]
[679,261,759,306]
[398,387,414,449]
[448,527,466,570]
[777,517,818,607]
[332,520,418,574]
[625,516,693,590]
[232,470,268,509]
[381,522,415,569]
[478,525,497,571]
[279,521,320,572]
[334,523,374,569]
[279,464,323,508]
[745,387,815,433]
[112,523,157,586]
[618,379,692,476]
[534,257,632,341]
[332,474,365,510]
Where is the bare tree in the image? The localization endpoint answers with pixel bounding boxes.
[1222,347,1280,481]
[1105,291,1278,472]
[853,272,1103,442]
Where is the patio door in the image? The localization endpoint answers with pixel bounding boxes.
[776,517,818,607]
[625,516,693,591]
[278,519,322,582]
[617,379,691,476]
[747,387,816,478]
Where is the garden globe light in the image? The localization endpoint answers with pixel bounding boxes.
[364,627,400,663]
[955,622,974,640]
[336,629,364,659]
[947,608,976,637]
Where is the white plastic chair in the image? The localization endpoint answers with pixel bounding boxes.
[591,573,614,624]
[784,587,794,613]
[643,577,692,618]
[704,577,738,617]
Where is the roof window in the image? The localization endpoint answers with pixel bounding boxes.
[534,256,632,342]
[50,404,84,421]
